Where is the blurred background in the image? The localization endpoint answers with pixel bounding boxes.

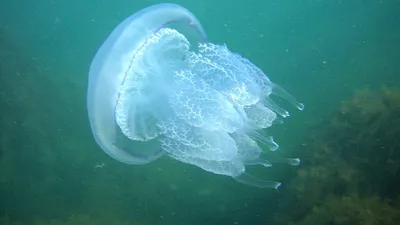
[1,0,399,224]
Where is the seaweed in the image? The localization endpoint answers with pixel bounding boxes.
[274,87,400,225]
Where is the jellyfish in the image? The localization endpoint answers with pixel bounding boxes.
[87,3,304,189]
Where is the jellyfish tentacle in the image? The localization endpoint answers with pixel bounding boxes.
[271,83,305,111]
[259,152,301,166]
[242,158,272,168]
[262,97,290,118]
[234,173,281,189]
[270,157,301,166]
[246,130,279,151]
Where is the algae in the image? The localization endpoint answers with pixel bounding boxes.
[275,87,400,225]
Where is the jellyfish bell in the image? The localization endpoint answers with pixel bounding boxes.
[87,3,207,165]
[87,3,304,189]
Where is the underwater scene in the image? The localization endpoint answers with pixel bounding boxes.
[1,0,399,224]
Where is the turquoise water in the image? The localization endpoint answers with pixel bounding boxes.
[1,0,399,224]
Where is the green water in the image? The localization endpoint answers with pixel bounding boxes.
[1,0,399,224]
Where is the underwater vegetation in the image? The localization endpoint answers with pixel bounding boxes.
[274,86,400,225]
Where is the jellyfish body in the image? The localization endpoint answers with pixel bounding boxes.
[87,3,206,165]
[87,3,304,188]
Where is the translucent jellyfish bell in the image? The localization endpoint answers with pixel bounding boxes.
[87,3,304,189]
[87,3,207,165]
